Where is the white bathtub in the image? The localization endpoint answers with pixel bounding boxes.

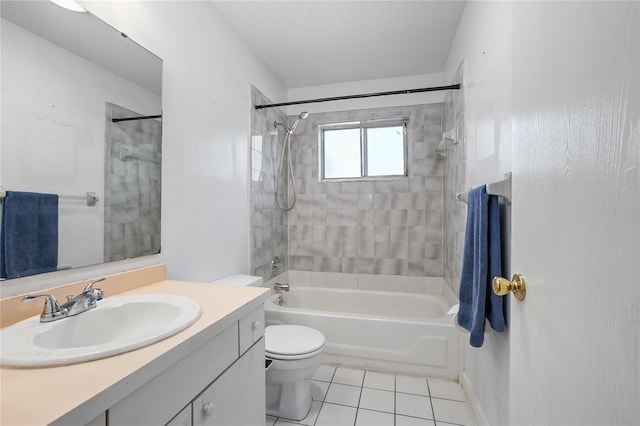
[264,286,460,379]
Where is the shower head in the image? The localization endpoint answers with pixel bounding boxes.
[274,111,309,135]
[433,130,457,157]
[289,111,309,134]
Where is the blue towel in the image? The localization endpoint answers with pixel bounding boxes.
[457,185,506,347]
[0,191,59,279]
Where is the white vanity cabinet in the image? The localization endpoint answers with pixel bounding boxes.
[108,305,266,426]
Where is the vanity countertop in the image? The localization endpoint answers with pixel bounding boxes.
[0,280,270,426]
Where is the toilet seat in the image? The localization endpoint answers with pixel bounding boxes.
[265,325,325,360]
[266,346,325,361]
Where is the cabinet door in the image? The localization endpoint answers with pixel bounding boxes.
[165,404,192,426]
[193,338,265,426]
[109,323,238,426]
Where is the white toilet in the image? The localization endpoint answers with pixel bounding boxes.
[210,274,326,421]
[265,324,325,420]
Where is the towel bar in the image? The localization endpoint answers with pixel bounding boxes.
[0,188,99,207]
[456,172,512,204]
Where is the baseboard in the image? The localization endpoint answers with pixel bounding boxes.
[460,370,490,426]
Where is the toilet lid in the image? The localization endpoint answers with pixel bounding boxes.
[265,325,325,357]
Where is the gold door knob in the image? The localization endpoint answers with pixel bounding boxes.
[492,273,526,301]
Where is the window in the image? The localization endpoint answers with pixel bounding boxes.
[319,119,408,180]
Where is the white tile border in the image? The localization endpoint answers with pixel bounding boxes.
[358,273,376,291]
[326,272,343,288]
[287,270,450,297]
[311,271,327,287]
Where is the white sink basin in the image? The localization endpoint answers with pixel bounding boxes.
[0,294,201,368]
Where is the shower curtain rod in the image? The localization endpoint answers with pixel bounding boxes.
[254,84,461,110]
[112,114,162,123]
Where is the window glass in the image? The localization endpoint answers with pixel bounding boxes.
[366,126,405,176]
[323,128,361,179]
[320,119,407,180]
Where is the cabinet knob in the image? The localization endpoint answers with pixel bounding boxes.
[252,320,260,330]
[202,402,214,416]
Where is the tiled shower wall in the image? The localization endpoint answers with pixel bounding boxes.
[443,64,467,296]
[250,87,288,282]
[104,102,162,262]
[287,104,445,277]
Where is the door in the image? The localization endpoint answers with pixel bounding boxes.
[509,2,639,425]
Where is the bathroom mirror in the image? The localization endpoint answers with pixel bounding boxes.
[1,1,162,279]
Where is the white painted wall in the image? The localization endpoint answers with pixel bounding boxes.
[443,3,512,425]
[1,18,160,272]
[0,1,286,297]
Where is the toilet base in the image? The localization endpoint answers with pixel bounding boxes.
[266,380,312,421]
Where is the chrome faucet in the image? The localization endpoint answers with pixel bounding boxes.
[23,278,105,323]
[273,282,289,292]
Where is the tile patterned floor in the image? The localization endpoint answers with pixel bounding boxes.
[266,365,476,426]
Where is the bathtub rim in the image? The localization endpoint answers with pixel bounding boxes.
[264,272,459,307]
[265,286,455,325]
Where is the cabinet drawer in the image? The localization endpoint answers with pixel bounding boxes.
[238,305,265,355]
[109,323,239,426]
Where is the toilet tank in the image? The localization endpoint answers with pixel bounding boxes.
[210,274,263,287]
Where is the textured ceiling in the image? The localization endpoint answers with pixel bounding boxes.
[212,1,466,88]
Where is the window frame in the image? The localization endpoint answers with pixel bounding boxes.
[318,117,409,182]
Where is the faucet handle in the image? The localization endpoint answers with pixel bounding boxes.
[22,294,68,322]
[84,277,105,293]
[83,278,105,302]
[273,282,290,292]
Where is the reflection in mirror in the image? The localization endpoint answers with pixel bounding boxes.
[104,104,162,262]
[0,1,162,279]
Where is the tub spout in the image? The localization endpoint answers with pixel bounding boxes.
[274,282,290,292]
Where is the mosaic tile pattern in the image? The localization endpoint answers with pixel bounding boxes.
[443,64,467,296]
[250,87,289,282]
[287,104,444,277]
[104,103,161,262]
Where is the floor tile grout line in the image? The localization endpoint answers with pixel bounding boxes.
[353,370,366,426]
[357,406,396,416]
[396,413,440,423]
[427,377,437,426]
[312,401,324,426]
[394,374,397,426]
[321,400,362,410]
[431,395,468,403]
[312,371,331,426]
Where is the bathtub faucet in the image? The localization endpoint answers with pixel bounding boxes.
[274,282,290,292]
